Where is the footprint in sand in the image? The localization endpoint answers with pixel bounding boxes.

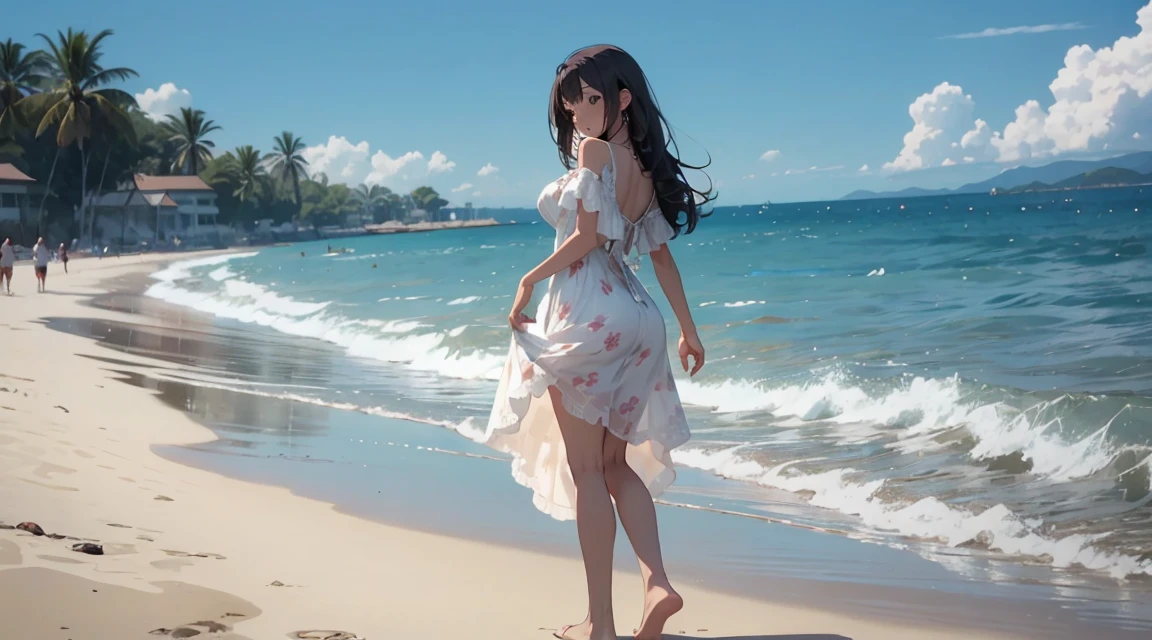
[73,449,95,459]
[293,631,364,640]
[150,621,230,638]
[161,550,226,560]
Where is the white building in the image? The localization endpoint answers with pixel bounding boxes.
[133,174,220,240]
[86,189,179,249]
[0,163,34,224]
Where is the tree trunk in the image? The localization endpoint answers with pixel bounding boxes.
[78,140,89,248]
[87,146,112,251]
[36,147,61,240]
[292,170,302,220]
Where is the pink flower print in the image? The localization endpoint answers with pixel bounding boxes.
[655,381,664,392]
[604,332,621,351]
[635,347,651,367]
[600,279,613,295]
[569,259,585,277]
[584,372,599,388]
[622,421,634,436]
[588,315,607,332]
[619,396,640,415]
[558,301,572,321]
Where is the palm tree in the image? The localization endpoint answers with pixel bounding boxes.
[23,28,137,243]
[0,38,49,137]
[228,145,267,203]
[164,107,220,175]
[353,183,392,222]
[269,131,307,219]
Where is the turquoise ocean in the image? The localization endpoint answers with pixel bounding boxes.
[140,186,1152,616]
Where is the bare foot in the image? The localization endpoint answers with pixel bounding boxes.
[554,618,614,640]
[634,585,683,640]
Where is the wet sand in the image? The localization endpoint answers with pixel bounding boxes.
[0,253,1130,639]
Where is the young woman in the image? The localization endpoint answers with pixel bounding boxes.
[0,238,14,295]
[485,45,711,640]
[32,237,50,293]
[58,243,69,273]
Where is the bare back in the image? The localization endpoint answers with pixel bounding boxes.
[605,142,657,223]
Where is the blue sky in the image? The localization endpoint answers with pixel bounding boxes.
[6,0,1151,206]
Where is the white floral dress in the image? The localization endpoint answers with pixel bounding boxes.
[484,146,691,521]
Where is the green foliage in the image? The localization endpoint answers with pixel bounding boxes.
[0,30,455,238]
[410,185,448,220]
[164,107,220,175]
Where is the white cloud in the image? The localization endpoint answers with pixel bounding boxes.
[994,4,1152,161]
[886,3,1152,170]
[367,151,425,184]
[858,164,870,173]
[943,22,1088,40]
[770,172,780,177]
[883,82,996,171]
[742,174,756,180]
[472,191,482,197]
[477,163,499,177]
[451,182,474,193]
[941,158,957,166]
[301,136,371,181]
[760,149,781,162]
[427,151,456,173]
[134,82,191,122]
[300,136,437,186]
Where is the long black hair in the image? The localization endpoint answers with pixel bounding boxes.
[550,45,713,238]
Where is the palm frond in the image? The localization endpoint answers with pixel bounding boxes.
[82,66,138,90]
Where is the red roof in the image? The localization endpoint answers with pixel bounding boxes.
[0,163,34,183]
[134,174,213,192]
[144,192,180,208]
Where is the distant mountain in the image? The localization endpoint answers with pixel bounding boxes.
[841,151,1152,201]
[999,167,1152,194]
[840,186,952,200]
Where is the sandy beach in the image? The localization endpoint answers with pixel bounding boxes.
[0,253,1042,639]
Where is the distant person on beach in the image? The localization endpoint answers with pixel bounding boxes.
[0,238,14,295]
[32,237,50,293]
[58,243,69,273]
[485,46,710,640]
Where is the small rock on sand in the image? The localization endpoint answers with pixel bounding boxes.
[71,543,103,555]
[16,522,45,536]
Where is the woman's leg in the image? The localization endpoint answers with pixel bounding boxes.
[602,434,683,640]
[548,386,617,640]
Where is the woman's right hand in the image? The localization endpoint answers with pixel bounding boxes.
[678,329,705,376]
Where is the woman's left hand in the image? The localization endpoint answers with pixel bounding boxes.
[509,278,535,332]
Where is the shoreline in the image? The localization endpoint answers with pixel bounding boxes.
[0,254,1132,639]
